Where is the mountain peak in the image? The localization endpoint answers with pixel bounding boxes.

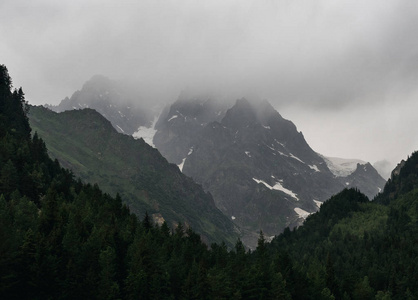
[255,99,284,126]
[81,75,113,93]
[46,76,156,135]
[221,98,257,129]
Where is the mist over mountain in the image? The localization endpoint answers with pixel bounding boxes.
[153,94,233,164]
[373,159,394,180]
[44,77,386,247]
[3,61,418,299]
[47,75,158,135]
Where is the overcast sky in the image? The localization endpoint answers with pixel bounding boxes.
[1,0,418,172]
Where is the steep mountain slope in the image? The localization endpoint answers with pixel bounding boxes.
[28,105,239,246]
[268,152,418,299]
[154,98,386,247]
[47,75,156,135]
[153,96,231,164]
[45,76,385,247]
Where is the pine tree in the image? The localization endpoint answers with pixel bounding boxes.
[0,159,18,196]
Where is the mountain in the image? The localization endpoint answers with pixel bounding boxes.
[3,63,417,300]
[267,151,418,299]
[45,76,385,247]
[28,105,239,246]
[154,97,386,247]
[153,95,232,163]
[320,156,367,177]
[46,75,157,135]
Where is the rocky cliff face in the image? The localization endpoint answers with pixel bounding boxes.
[154,98,386,248]
[153,96,231,164]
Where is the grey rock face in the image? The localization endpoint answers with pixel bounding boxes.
[154,97,386,248]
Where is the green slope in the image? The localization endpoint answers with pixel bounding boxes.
[28,105,238,246]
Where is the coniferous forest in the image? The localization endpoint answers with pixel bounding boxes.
[1,64,418,299]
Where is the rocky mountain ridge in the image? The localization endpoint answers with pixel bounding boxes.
[48,80,386,248]
[153,97,386,247]
[46,75,156,135]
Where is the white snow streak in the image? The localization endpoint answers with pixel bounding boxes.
[294,207,311,219]
[313,200,323,208]
[289,153,305,164]
[178,158,186,172]
[167,115,178,122]
[266,144,276,151]
[177,147,194,172]
[275,140,286,148]
[115,125,125,133]
[253,178,299,201]
[308,164,320,172]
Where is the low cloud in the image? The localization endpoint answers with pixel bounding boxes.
[1,0,417,166]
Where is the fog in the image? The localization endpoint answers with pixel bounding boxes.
[1,0,418,169]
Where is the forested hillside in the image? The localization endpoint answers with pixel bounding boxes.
[1,64,418,299]
[268,154,418,299]
[28,105,238,246]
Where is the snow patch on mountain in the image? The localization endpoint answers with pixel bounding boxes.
[278,151,288,157]
[313,200,322,208]
[116,125,125,133]
[309,165,320,172]
[294,207,311,219]
[133,115,159,147]
[167,115,178,122]
[253,178,299,201]
[178,158,186,172]
[178,147,194,172]
[320,155,366,177]
[289,153,305,164]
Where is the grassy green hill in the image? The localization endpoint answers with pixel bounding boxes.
[28,105,238,246]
